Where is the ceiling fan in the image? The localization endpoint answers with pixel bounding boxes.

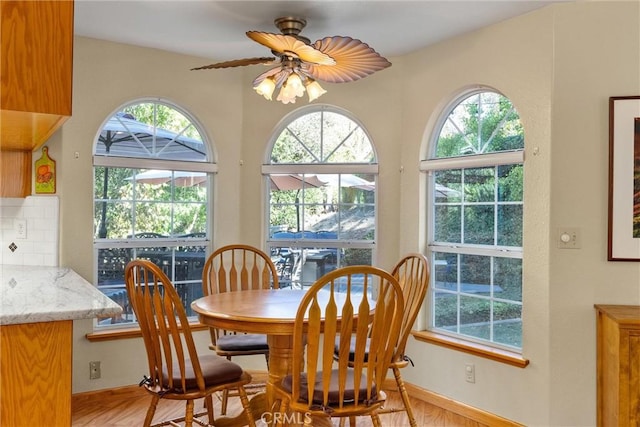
[191,17,392,104]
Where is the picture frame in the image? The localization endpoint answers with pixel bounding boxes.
[608,96,640,261]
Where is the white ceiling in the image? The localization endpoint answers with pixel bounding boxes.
[74,1,566,63]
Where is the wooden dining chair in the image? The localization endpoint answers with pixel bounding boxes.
[125,259,255,427]
[202,244,279,414]
[334,253,430,427]
[273,265,404,426]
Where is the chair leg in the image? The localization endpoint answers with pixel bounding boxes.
[393,367,417,427]
[144,394,160,427]
[349,415,356,426]
[205,394,215,424]
[185,399,195,427]
[371,413,383,427]
[237,386,256,427]
[221,389,229,415]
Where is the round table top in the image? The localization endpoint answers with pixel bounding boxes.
[192,289,308,335]
[192,288,368,335]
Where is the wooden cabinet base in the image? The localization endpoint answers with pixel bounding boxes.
[595,305,640,426]
[0,320,72,426]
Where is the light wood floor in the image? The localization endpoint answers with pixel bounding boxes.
[72,372,489,427]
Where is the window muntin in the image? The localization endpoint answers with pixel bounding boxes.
[266,107,377,289]
[93,100,212,328]
[424,90,524,351]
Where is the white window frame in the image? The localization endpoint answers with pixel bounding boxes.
[420,89,525,352]
[264,105,379,289]
[92,99,215,329]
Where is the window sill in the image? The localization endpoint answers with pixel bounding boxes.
[412,330,529,368]
[86,322,208,342]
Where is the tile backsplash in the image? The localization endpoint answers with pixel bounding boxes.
[0,196,59,266]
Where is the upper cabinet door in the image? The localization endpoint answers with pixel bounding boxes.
[1,0,73,151]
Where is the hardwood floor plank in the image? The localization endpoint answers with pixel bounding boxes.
[72,372,491,427]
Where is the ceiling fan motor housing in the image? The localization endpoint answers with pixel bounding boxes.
[275,17,311,44]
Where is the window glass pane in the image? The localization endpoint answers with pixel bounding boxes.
[493,303,522,348]
[463,205,494,245]
[271,111,374,164]
[95,103,207,162]
[433,291,457,330]
[433,252,457,292]
[460,254,491,294]
[94,201,132,239]
[435,92,524,158]
[459,295,490,341]
[173,203,207,235]
[497,204,523,247]
[434,206,461,243]
[498,164,523,202]
[494,257,522,302]
[435,170,462,203]
[464,168,494,203]
[135,202,172,236]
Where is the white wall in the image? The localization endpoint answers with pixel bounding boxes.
[41,2,640,426]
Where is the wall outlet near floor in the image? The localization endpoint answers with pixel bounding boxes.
[465,363,475,383]
[89,361,101,380]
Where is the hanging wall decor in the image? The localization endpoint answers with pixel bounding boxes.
[608,96,640,260]
[35,146,56,194]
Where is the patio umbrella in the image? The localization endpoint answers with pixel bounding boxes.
[435,183,460,198]
[269,174,326,191]
[316,174,375,191]
[269,174,326,232]
[96,113,206,161]
[129,170,207,187]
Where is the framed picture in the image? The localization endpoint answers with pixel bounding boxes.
[608,96,640,260]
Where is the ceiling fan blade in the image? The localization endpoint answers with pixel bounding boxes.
[306,36,392,83]
[247,31,335,66]
[191,57,276,70]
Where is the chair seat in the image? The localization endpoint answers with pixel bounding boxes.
[281,369,378,406]
[163,354,244,392]
[216,333,269,352]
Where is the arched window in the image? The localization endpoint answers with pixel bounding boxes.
[264,105,377,289]
[420,89,524,350]
[93,99,216,327]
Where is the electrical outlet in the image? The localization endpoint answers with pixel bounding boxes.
[465,363,475,383]
[14,219,27,239]
[89,361,101,380]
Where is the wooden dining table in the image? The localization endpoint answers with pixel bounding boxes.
[192,288,339,427]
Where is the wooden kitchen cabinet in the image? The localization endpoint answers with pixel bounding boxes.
[0,0,73,197]
[595,304,640,426]
[0,321,72,426]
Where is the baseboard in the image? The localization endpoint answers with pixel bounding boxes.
[382,378,525,427]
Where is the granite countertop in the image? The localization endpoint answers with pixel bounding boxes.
[1,264,122,325]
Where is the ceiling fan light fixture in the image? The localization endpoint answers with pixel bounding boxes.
[276,72,303,104]
[254,76,277,100]
[305,79,326,102]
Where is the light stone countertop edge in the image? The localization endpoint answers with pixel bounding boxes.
[1,264,123,325]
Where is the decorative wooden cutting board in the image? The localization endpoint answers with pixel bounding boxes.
[35,146,56,194]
